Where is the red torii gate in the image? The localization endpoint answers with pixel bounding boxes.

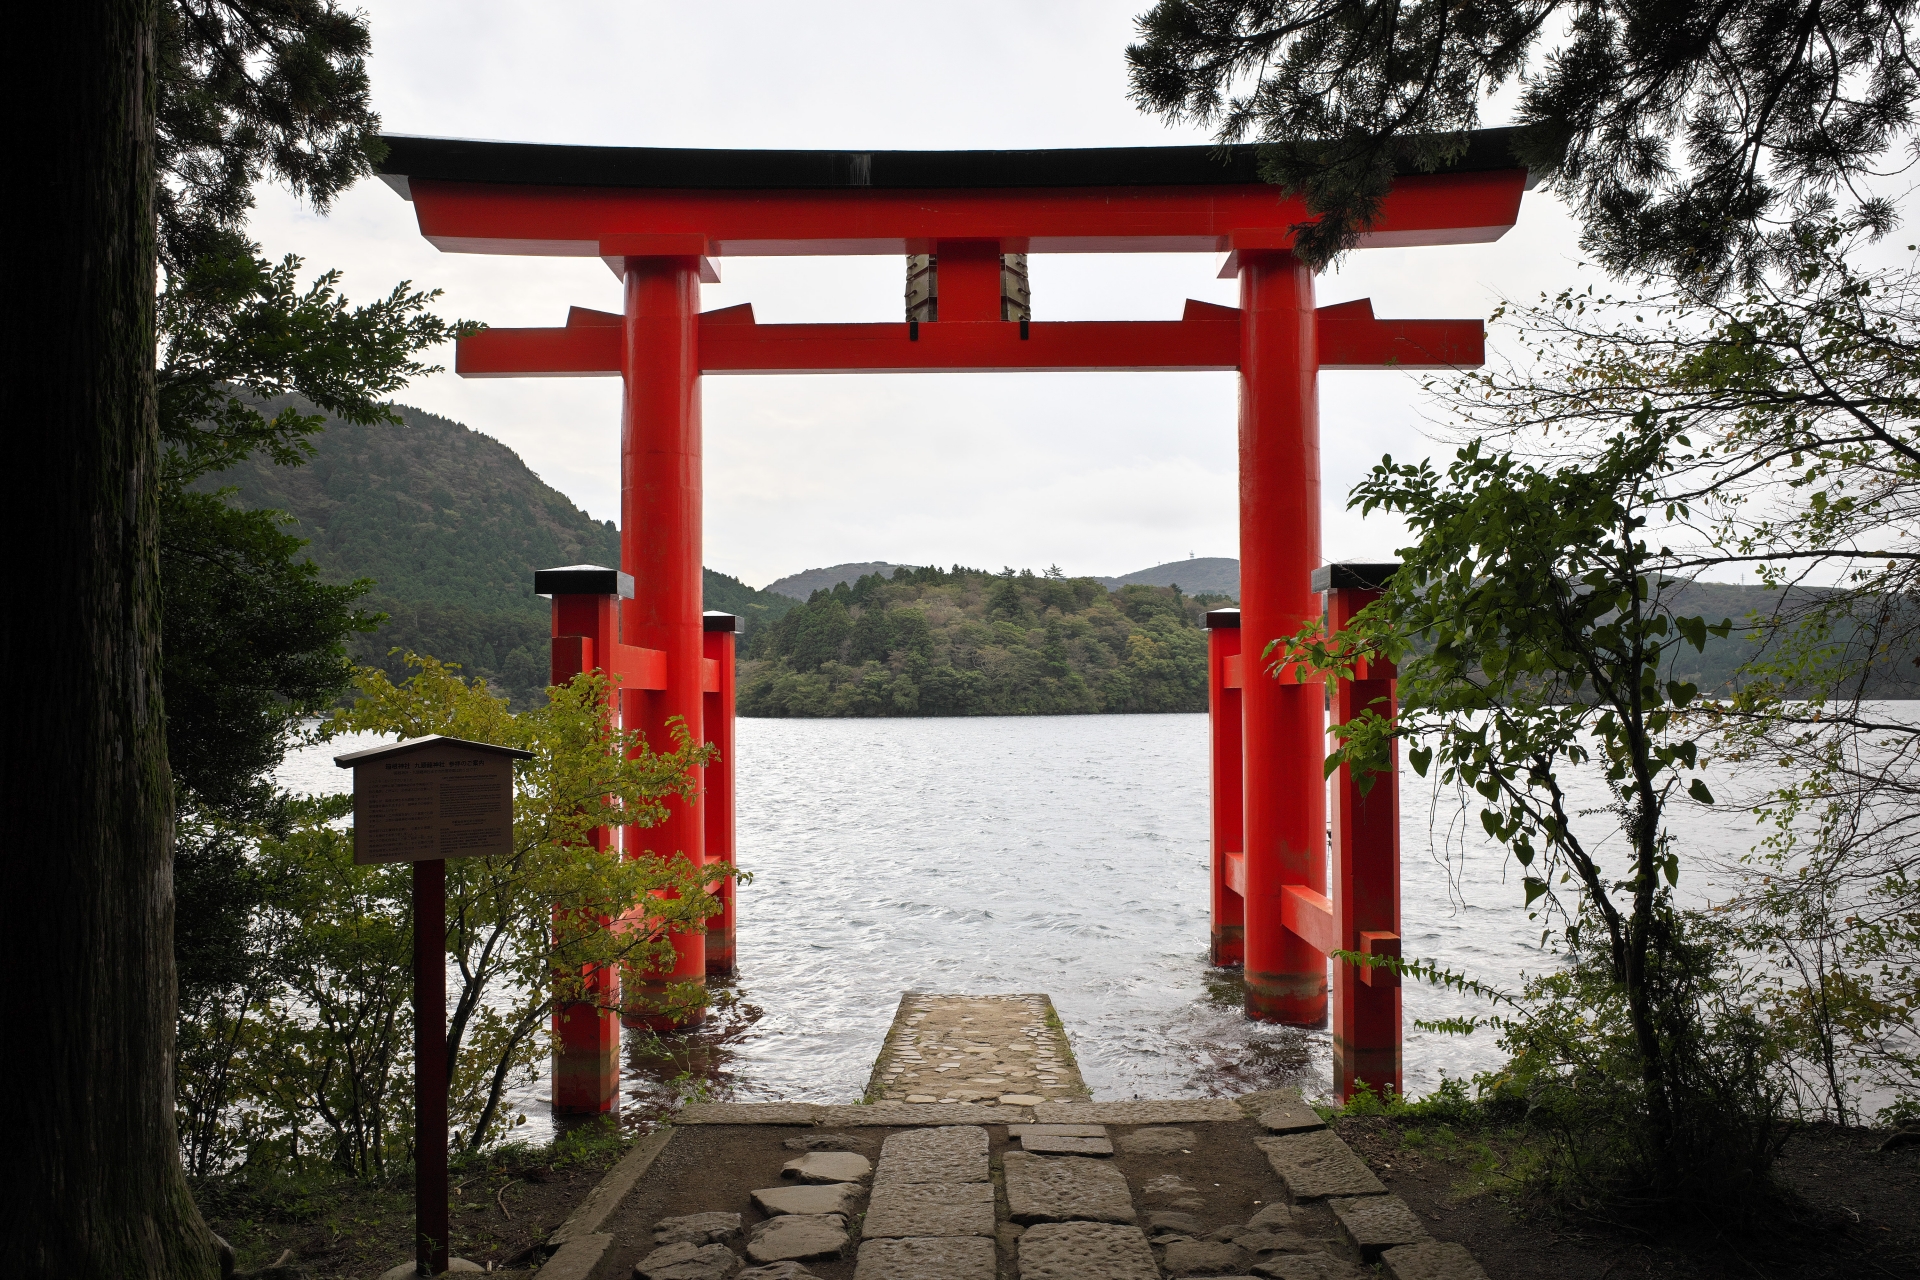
[374,134,1529,1109]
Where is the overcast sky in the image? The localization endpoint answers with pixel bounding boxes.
[248,1,1613,589]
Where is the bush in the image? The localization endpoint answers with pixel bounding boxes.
[176,655,726,1178]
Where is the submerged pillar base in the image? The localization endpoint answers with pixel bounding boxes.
[1245,968,1328,1027]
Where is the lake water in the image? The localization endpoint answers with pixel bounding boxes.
[280,712,1773,1141]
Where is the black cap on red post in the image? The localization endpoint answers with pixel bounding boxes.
[534,563,634,598]
[1310,562,1400,593]
[702,611,739,632]
[1204,607,1242,629]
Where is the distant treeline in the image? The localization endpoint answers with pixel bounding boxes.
[739,565,1234,717]
[349,569,799,707]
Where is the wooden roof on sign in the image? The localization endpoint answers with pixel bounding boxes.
[333,735,533,769]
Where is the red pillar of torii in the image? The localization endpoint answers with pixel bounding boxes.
[376,135,1528,1108]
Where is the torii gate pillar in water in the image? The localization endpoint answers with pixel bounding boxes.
[376,133,1530,1109]
[617,254,709,1028]
[1237,251,1328,1023]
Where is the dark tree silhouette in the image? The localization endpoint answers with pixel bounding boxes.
[1128,1,1920,289]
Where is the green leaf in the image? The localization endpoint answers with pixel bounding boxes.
[1408,745,1432,776]
[1688,778,1715,805]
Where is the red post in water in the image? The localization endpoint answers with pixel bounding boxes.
[620,254,707,1030]
[1206,608,1246,967]
[1319,563,1404,1101]
[702,612,739,978]
[1237,250,1329,1025]
[413,857,449,1276]
[540,566,628,1113]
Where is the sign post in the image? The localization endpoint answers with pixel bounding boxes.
[336,735,533,1277]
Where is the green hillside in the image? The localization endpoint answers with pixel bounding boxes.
[201,397,794,705]
[1659,580,1920,697]
[739,566,1234,717]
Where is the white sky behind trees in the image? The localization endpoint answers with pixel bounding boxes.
[248,0,1618,589]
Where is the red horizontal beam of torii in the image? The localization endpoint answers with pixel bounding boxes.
[405,168,1525,258]
[456,297,1484,377]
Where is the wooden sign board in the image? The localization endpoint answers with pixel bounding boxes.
[334,736,532,865]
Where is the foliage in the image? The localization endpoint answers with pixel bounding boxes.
[190,1114,634,1275]
[738,565,1228,717]
[176,658,724,1177]
[151,5,482,1176]
[1426,238,1920,1122]
[1278,421,1802,1205]
[1342,920,1790,1216]
[1127,1,1920,289]
[156,0,383,276]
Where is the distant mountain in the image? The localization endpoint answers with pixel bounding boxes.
[1095,557,1240,598]
[764,562,914,600]
[704,568,801,636]
[202,398,793,704]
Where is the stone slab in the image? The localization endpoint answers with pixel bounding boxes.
[1145,1209,1206,1237]
[1116,1126,1196,1155]
[532,1233,611,1280]
[654,1212,744,1246]
[1163,1238,1253,1275]
[634,1240,742,1279]
[676,1103,820,1126]
[1233,1228,1322,1255]
[852,1235,997,1280]
[1009,1123,1107,1138]
[873,1125,988,1184]
[1033,1099,1245,1124]
[1330,1195,1429,1261]
[1247,1204,1301,1232]
[1257,1101,1326,1135]
[1253,1256,1368,1280]
[1256,1131,1387,1201]
[1020,1133,1114,1156]
[861,1181,995,1238]
[1380,1241,1491,1280]
[1017,1222,1160,1280]
[751,1183,866,1218]
[1002,1151,1137,1224]
[737,1266,818,1280]
[782,1150,872,1184]
[814,1103,1031,1127]
[1236,1088,1312,1114]
[745,1214,849,1265]
[1138,1171,1205,1209]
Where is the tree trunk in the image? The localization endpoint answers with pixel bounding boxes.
[0,2,219,1276]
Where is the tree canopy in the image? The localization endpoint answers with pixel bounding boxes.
[741,566,1230,717]
[1128,1,1920,288]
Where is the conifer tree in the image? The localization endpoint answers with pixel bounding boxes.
[1129,1,1920,290]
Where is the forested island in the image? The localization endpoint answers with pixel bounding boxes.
[739,565,1234,716]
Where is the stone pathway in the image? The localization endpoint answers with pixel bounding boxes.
[597,994,1495,1280]
[855,1126,995,1278]
[863,993,1089,1106]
